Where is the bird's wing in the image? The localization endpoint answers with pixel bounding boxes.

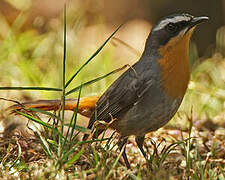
[87,67,153,129]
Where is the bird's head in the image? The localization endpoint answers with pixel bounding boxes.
[146,13,209,53]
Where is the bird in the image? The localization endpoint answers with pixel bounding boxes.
[9,13,208,168]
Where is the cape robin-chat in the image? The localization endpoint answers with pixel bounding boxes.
[9,13,208,168]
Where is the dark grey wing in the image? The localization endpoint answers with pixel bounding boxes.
[87,66,153,129]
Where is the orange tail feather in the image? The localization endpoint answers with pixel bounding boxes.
[8,96,100,118]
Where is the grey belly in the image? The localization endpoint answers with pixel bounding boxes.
[110,89,182,137]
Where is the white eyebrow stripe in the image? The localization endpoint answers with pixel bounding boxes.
[153,19,170,31]
[153,16,192,31]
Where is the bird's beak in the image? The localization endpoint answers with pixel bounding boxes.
[189,16,209,28]
[183,16,209,35]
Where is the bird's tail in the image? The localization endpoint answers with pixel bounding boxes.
[8,96,100,118]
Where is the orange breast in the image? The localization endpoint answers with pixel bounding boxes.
[158,30,193,98]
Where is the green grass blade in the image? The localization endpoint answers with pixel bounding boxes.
[35,126,53,157]
[28,108,90,134]
[47,139,58,147]
[64,84,82,146]
[28,108,59,119]
[0,86,61,91]
[15,110,64,139]
[70,84,82,141]
[28,119,53,157]
[15,110,54,129]
[62,84,82,159]
[66,65,128,96]
[59,4,67,159]
[127,173,142,180]
[62,5,67,92]
[65,148,84,168]
[61,138,108,162]
[64,123,91,134]
[92,147,99,165]
[106,145,125,180]
[61,4,67,128]
[65,23,124,88]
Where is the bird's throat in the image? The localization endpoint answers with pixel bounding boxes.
[157,31,192,99]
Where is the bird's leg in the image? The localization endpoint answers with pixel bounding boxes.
[135,135,153,169]
[135,135,147,159]
[118,137,130,169]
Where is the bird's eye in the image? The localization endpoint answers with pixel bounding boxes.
[166,23,177,33]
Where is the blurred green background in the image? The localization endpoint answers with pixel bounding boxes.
[0,0,225,126]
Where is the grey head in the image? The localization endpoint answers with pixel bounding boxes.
[145,13,209,50]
